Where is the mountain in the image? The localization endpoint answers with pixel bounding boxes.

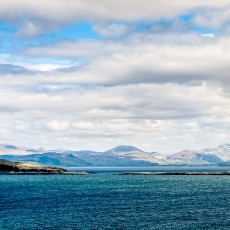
[0,145,159,167]
[202,144,230,161]
[168,150,222,165]
[105,145,144,153]
[1,152,91,167]
[103,145,163,165]
[0,144,229,167]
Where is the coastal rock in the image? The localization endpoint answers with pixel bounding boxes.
[0,159,67,174]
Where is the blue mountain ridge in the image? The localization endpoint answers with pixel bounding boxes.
[0,144,226,167]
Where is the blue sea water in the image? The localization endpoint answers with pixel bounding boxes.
[1,173,230,229]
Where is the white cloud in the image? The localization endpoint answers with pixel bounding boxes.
[0,79,229,152]
[16,21,45,38]
[0,0,229,35]
[22,35,230,87]
[46,120,70,131]
[16,63,74,72]
[202,33,215,38]
[93,23,130,38]
[193,7,230,30]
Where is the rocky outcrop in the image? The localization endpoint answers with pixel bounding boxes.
[0,159,67,174]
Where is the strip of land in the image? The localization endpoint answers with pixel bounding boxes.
[118,172,230,175]
[0,159,91,175]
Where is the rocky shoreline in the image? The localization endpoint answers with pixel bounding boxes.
[0,159,91,175]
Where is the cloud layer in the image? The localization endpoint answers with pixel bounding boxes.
[0,1,230,153]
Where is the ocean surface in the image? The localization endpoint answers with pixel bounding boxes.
[1,168,230,229]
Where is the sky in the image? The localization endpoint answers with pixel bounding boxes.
[0,0,230,153]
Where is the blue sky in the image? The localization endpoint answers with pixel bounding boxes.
[0,0,230,153]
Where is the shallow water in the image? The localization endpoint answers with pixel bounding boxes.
[1,174,230,229]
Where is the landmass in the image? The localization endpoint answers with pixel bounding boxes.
[2,144,230,167]
[0,159,90,175]
[118,172,230,175]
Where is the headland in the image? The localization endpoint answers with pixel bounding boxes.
[0,159,91,175]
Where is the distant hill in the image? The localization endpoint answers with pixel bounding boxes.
[0,144,229,167]
[168,150,222,165]
[202,144,230,161]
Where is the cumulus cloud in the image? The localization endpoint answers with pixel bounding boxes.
[0,0,229,36]
[93,23,130,38]
[0,82,228,152]
[22,35,230,87]
[193,7,230,30]
[16,21,44,38]
[46,120,70,131]
[0,0,227,22]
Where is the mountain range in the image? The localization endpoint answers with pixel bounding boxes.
[0,143,230,167]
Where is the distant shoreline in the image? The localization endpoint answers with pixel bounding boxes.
[118,172,230,175]
[0,172,93,175]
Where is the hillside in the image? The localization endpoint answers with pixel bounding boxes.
[0,144,228,167]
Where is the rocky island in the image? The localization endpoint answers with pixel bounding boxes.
[0,159,90,175]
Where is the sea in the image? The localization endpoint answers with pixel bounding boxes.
[1,166,230,230]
